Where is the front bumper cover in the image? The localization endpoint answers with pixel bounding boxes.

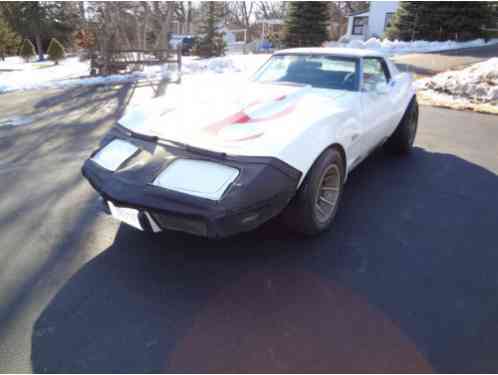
[82,127,302,238]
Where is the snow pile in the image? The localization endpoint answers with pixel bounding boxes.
[182,54,269,75]
[325,37,498,55]
[414,58,498,113]
[0,54,270,93]
[415,58,498,102]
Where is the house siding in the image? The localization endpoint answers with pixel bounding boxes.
[368,1,399,37]
[344,1,399,40]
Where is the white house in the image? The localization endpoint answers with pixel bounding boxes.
[344,1,399,40]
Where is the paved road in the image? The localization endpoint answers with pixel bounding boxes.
[393,42,498,76]
[0,84,497,372]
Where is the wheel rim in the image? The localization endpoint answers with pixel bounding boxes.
[314,164,341,224]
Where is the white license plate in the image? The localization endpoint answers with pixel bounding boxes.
[108,201,143,231]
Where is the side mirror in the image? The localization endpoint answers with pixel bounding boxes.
[375,82,389,94]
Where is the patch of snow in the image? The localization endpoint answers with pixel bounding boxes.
[0,54,270,94]
[182,54,270,75]
[416,89,498,114]
[324,37,498,56]
[0,56,89,93]
[346,40,365,50]
[0,116,33,127]
[415,58,498,103]
[363,38,382,51]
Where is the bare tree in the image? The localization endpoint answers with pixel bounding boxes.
[79,1,86,20]
[86,1,177,50]
[83,1,177,74]
[254,1,287,20]
[224,1,256,40]
[153,1,174,51]
[174,1,193,34]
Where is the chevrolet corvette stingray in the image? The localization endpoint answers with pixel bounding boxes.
[82,47,418,238]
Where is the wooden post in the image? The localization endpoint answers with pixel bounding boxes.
[177,45,182,83]
[90,48,96,76]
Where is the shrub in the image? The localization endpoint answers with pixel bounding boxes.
[0,18,21,61]
[19,39,36,62]
[47,38,65,65]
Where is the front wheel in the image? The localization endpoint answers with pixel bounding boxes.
[384,97,419,154]
[281,147,345,236]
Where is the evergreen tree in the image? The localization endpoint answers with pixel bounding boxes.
[19,38,35,62]
[194,2,225,58]
[0,2,79,61]
[0,17,20,61]
[47,37,64,65]
[386,2,492,41]
[284,2,330,47]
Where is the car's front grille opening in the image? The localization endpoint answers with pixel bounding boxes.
[152,212,207,237]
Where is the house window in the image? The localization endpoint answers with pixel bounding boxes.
[352,17,368,35]
[384,13,395,30]
[234,31,246,42]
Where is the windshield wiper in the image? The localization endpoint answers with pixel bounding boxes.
[116,124,159,143]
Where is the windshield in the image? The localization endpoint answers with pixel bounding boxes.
[252,54,359,91]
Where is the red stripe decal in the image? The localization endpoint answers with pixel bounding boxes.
[204,100,298,141]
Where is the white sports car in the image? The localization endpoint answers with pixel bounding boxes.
[82,47,418,238]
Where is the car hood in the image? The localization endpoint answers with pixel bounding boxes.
[119,82,354,156]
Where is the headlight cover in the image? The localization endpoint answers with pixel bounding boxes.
[91,140,138,171]
[152,159,239,201]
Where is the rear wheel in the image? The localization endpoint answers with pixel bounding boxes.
[384,97,419,154]
[282,147,344,236]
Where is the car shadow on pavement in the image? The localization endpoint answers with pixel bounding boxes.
[31,147,498,373]
[0,77,174,171]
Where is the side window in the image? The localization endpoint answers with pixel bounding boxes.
[362,57,390,92]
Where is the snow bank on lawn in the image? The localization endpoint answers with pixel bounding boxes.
[325,37,498,55]
[415,58,498,102]
[0,56,89,93]
[0,54,270,93]
[416,90,498,114]
[182,54,269,75]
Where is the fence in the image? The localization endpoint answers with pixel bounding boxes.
[90,46,182,83]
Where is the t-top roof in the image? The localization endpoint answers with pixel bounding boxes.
[274,47,386,59]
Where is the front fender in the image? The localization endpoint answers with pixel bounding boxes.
[278,105,361,186]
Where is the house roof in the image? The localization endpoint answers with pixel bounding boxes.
[254,19,284,25]
[274,47,386,59]
[223,23,247,32]
[348,9,370,17]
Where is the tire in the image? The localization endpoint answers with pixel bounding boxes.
[282,147,345,236]
[384,97,419,154]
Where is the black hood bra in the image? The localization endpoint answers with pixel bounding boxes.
[82,126,302,237]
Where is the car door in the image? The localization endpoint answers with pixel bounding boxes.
[359,57,396,154]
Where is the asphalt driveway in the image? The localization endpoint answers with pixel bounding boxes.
[0,84,497,372]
